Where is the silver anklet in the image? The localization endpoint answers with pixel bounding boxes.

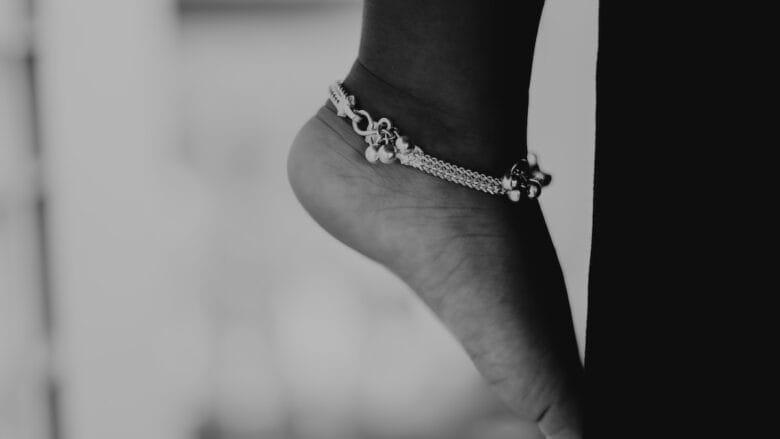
[328,81,551,202]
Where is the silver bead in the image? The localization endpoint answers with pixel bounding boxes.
[365,145,380,164]
[526,152,538,168]
[394,135,412,155]
[526,180,542,199]
[532,170,552,186]
[378,145,396,164]
[502,163,520,190]
[501,174,516,191]
[507,189,522,202]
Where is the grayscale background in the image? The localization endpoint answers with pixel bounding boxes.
[0,0,596,438]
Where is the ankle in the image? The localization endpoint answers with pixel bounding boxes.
[342,60,528,176]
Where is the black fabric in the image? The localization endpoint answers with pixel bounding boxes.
[585,3,768,437]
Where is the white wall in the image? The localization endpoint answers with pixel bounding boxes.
[532,0,598,357]
[37,1,210,439]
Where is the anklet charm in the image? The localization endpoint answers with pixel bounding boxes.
[328,81,551,202]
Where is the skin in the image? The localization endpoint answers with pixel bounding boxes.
[288,1,583,437]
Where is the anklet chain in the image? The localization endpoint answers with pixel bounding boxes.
[328,81,551,202]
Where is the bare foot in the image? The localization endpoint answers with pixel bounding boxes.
[287,91,583,438]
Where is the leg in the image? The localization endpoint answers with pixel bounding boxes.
[288,1,583,437]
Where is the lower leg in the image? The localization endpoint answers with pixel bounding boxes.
[345,0,544,174]
[289,1,583,437]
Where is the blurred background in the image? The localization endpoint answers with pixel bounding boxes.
[0,1,596,438]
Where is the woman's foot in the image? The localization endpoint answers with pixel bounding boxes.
[287,74,582,439]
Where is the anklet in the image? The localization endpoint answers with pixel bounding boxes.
[328,81,551,202]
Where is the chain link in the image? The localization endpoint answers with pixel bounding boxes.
[401,149,504,195]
